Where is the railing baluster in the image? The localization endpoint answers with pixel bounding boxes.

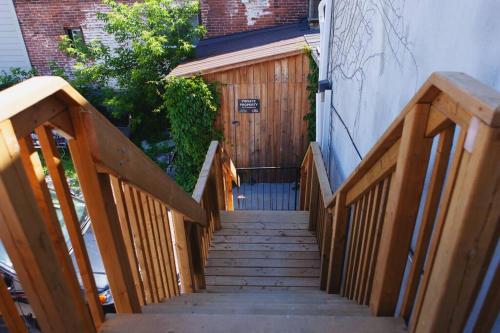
[370,104,433,315]
[171,211,194,293]
[37,125,105,325]
[131,187,158,303]
[18,134,95,331]
[123,184,154,304]
[110,176,146,306]
[152,199,172,298]
[400,125,455,319]
[161,205,180,296]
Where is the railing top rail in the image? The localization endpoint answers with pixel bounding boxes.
[324,71,500,207]
[310,142,334,207]
[192,141,219,203]
[0,76,206,225]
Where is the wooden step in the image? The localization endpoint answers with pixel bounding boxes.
[205,266,320,277]
[143,302,370,316]
[202,285,322,293]
[206,258,321,268]
[161,292,351,305]
[101,313,406,333]
[220,210,309,223]
[208,250,320,259]
[212,235,317,244]
[215,228,315,236]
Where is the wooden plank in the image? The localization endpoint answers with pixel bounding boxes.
[212,235,317,244]
[370,104,433,315]
[221,222,309,230]
[409,129,467,332]
[348,193,369,299]
[311,142,334,205]
[141,193,165,300]
[0,121,92,332]
[363,177,391,305]
[473,262,500,333]
[425,106,454,137]
[414,124,500,332]
[210,243,319,252]
[215,228,314,237]
[206,276,320,287]
[161,205,180,296]
[345,140,400,205]
[207,251,320,260]
[399,126,454,319]
[192,141,218,203]
[357,181,383,305]
[153,201,174,298]
[204,267,320,277]
[151,199,171,298]
[308,166,319,231]
[0,272,28,333]
[171,211,194,293]
[326,192,349,294]
[206,258,321,268]
[109,177,146,306]
[220,211,309,223]
[123,184,154,304]
[319,208,333,290]
[37,125,105,325]
[17,134,95,331]
[354,187,375,302]
[68,107,141,313]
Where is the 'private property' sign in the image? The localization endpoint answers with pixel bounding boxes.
[238,99,260,113]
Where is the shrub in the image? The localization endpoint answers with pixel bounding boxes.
[163,76,220,192]
[0,67,37,91]
[304,51,318,142]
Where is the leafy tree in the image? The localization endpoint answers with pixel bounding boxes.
[163,77,220,192]
[58,0,205,141]
[0,67,38,91]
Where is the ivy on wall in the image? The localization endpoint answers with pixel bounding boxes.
[163,76,221,192]
[304,51,318,142]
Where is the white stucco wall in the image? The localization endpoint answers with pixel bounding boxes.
[318,0,500,189]
[0,0,31,72]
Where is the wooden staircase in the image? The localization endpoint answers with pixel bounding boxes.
[101,211,406,333]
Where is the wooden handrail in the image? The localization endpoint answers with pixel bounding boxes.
[0,77,236,332]
[301,72,500,333]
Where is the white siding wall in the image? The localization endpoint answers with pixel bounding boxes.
[317,0,500,189]
[0,0,31,72]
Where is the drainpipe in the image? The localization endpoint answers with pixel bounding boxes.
[316,0,333,145]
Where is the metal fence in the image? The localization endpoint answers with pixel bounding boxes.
[234,166,300,211]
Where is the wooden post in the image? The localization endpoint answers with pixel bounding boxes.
[414,122,500,332]
[68,107,141,313]
[171,211,194,293]
[370,104,432,315]
[0,121,94,332]
[326,192,348,294]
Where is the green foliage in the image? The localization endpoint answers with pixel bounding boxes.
[58,0,205,142]
[163,77,220,192]
[39,149,80,189]
[304,51,318,142]
[0,67,38,91]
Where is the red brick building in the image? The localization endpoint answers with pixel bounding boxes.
[200,0,309,38]
[10,0,314,75]
[12,0,123,75]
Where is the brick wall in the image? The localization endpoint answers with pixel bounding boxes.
[200,0,308,38]
[13,0,121,75]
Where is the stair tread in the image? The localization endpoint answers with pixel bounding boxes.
[162,292,348,304]
[101,313,406,333]
[220,210,310,224]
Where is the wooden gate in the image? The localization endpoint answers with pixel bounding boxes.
[204,53,311,169]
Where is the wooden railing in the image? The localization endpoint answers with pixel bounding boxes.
[0,77,236,332]
[301,72,500,332]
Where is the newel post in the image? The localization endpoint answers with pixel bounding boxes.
[369,104,432,315]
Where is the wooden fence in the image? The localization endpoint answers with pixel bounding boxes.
[0,77,236,333]
[301,72,500,332]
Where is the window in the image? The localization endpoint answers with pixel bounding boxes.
[65,27,84,44]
